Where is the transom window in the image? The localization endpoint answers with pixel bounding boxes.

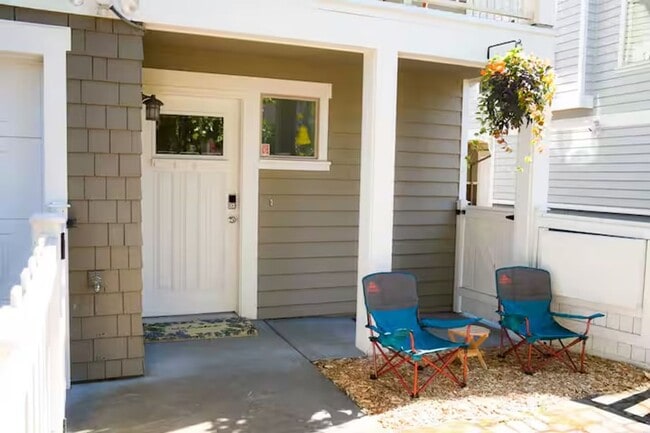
[156,114,224,156]
[623,0,650,66]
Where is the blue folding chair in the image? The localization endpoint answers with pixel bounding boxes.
[363,272,481,398]
[495,266,604,374]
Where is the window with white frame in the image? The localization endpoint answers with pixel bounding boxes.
[156,114,224,156]
[261,96,318,158]
[257,81,331,171]
[622,0,650,66]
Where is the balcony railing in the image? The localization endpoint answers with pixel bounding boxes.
[381,0,553,25]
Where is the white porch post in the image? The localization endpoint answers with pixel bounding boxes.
[355,48,399,353]
[526,0,556,27]
[512,126,550,265]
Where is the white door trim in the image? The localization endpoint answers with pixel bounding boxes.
[0,20,70,215]
[143,68,332,319]
[0,19,70,386]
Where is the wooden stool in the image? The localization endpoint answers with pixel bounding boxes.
[447,326,490,369]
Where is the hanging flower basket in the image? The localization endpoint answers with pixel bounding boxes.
[477,47,555,160]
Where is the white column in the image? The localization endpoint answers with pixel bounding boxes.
[512,126,550,265]
[356,48,399,353]
[527,0,556,27]
[476,155,494,207]
[239,93,260,319]
[42,36,71,219]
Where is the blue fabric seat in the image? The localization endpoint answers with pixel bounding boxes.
[496,267,604,374]
[362,272,481,397]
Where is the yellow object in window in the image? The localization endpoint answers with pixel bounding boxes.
[295,125,311,146]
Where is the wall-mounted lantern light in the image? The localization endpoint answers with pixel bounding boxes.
[142,93,164,122]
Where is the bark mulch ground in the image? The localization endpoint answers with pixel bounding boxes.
[314,349,650,431]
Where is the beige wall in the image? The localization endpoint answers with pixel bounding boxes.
[393,62,476,313]
[144,36,363,318]
[3,5,145,382]
[145,35,474,318]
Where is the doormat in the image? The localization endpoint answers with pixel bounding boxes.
[144,317,258,343]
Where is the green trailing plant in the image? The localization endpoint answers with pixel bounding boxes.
[477,47,555,164]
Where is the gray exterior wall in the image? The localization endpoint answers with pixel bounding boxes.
[257,66,363,318]
[393,63,474,313]
[549,0,650,213]
[146,39,469,317]
[3,6,145,382]
[145,40,363,318]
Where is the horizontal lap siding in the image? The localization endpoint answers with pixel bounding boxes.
[144,44,362,318]
[549,1,650,213]
[549,126,650,211]
[258,65,362,318]
[555,0,583,99]
[493,137,517,204]
[393,67,463,313]
[590,1,650,114]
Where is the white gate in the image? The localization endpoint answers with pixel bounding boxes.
[454,206,514,322]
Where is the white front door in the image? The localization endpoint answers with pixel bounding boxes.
[142,95,241,316]
[0,54,44,302]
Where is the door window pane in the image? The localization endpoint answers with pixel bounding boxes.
[156,114,224,156]
[261,97,317,157]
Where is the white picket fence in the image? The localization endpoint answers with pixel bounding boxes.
[0,215,68,433]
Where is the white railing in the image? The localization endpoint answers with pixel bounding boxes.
[381,0,555,25]
[0,215,68,433]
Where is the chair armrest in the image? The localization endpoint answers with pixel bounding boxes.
[499,312,530,334]
[365,324,383,334]
[497,311,527,321]
[366,325,413,339]
[551,312,604,321]
[551,312,604,336]
[381,328,417,352]
[421,317,481,329]
[384,328,414,338]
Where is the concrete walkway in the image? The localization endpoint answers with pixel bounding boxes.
[266,317,363,361]
[67,317,650,433]
[66,319,373,433]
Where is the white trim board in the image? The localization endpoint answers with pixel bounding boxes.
[142,69,333,319]
[0,18,71,386]
[0,20,70,216]
[550,110,650,130]
[3,0,555,68]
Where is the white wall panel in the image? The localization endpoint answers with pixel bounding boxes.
[537,230,646,311]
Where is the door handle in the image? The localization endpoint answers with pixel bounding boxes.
[228,216,238,224]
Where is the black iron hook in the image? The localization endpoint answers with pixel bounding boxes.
[487,39,522,59]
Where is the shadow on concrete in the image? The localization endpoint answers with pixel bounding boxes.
[66,320,365,433]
